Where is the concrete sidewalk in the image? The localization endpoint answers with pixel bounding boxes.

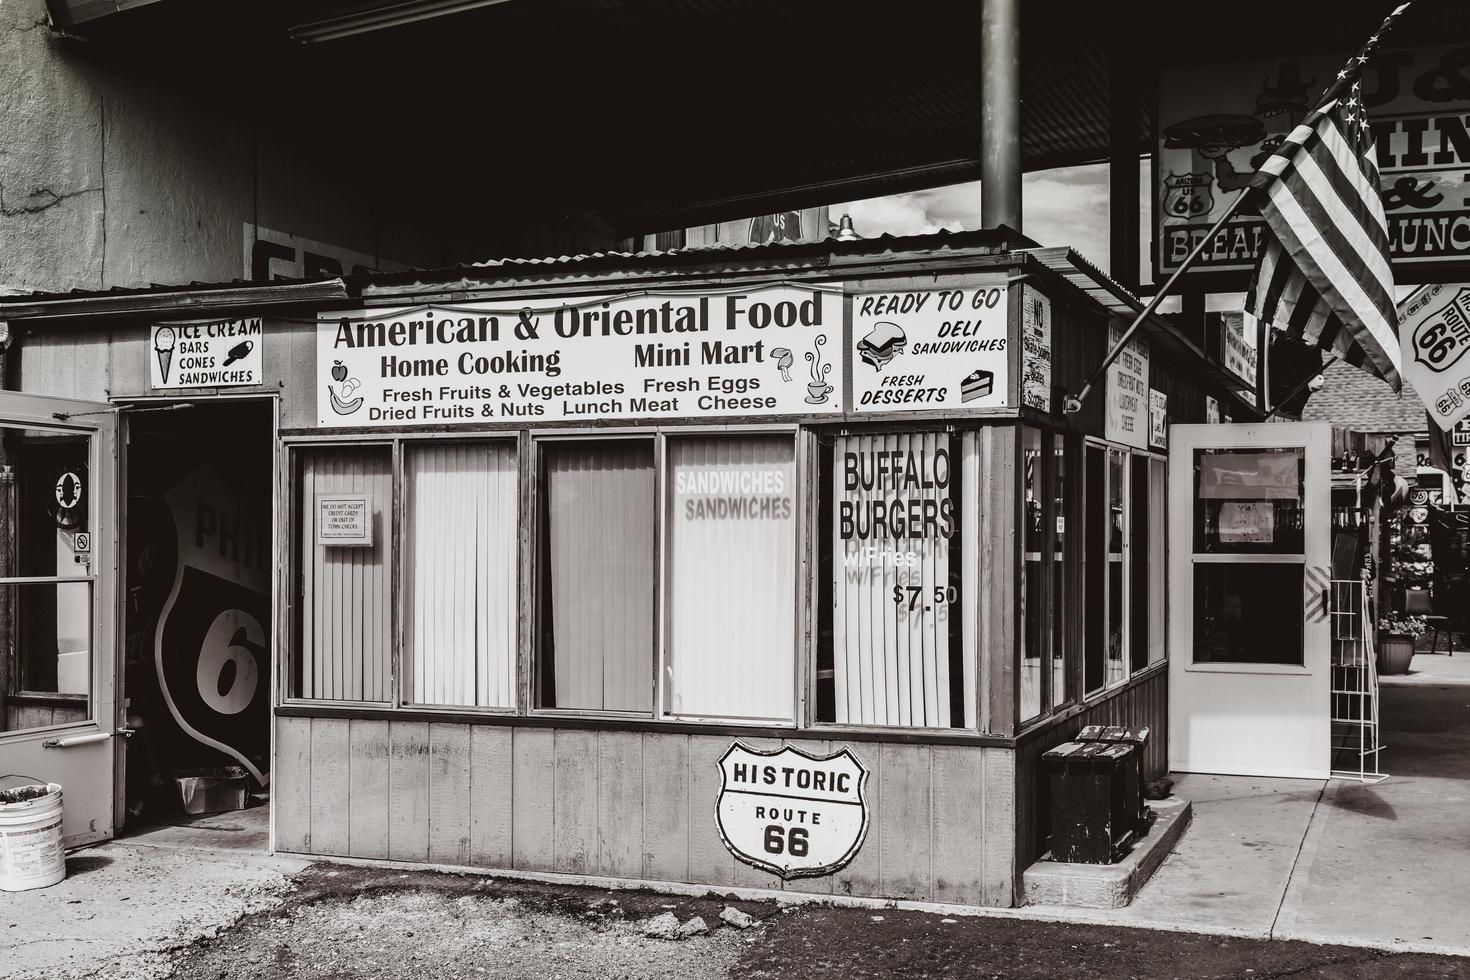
[1019,651,1470,957]
[2,805,309,980]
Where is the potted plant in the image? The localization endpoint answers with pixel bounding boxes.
[1377,613,1425,675]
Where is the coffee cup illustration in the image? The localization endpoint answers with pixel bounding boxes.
[804,335,833,405]
[806,380,833,402]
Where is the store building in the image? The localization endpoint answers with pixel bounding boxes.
[0,229,1258,905]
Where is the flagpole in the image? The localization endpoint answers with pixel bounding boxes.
[1063,190,1253,414]
[1262,354,1339,421]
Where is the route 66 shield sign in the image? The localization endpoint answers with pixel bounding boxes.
[715,742,870,880]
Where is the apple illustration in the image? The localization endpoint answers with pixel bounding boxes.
[331,360,348,382]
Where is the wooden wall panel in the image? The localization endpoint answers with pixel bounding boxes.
[308,717,350,855]
[388,720,431,862]
[595,731,643,878]
[429,723,472,865]
[511,728,555,870]
[469,726,514,867]
[641,733,689,883]
[348,719,391,858]
[274,715,312,852]
[277,717,1022,907]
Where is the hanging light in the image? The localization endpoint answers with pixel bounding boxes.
[835,215,861,242]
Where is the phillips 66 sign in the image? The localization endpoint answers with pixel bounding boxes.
[715,742,870,879]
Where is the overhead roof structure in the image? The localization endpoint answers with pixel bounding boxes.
[42,0,1468,247]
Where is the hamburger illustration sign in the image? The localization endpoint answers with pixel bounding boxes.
[850,279,1010,413]
[716,742,870,879]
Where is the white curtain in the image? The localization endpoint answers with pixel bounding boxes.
[666,436,795,721]
[405,443,518,708]
[545,441,654,712]
[298,448,392,702]
[832,431,962,728]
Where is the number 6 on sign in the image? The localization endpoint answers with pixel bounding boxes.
[716,741,870,880]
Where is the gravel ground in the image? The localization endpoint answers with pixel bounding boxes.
[153,863,1470,980]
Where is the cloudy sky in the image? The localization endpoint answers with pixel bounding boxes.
[829,162,1151,286]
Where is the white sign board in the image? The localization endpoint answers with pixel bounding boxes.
[151,318,263,389]
[1020,285,1052,412]
[1399,283,1470,433]
[316,287,843,427]
[850,281,1009,413]
[716,742,869,879]
[1221,312,1257,388]
[1205,394,1222,424]
[1149,388,1168,449]
[316,494,373,547]
[1105,325,1150,449]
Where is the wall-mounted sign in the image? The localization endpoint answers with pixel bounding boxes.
[1454,418,1470,448]
[151,317,263,389]
[1218,501,1276,543]
[1105,325,1150,449]
[716,741,869,879]
[1020,285,1052,412]
[316,494,374,547]
[1399,283,1470,433]
[1157,45,1470,281]
[1220,312,1257,388]
[317,286,843,427]
[1205,394,1222,424]
[1409,487,1432,507]
[850,281,1009,413]
[1149,388,1169,449]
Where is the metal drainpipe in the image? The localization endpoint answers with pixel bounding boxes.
[980,0,1021,234]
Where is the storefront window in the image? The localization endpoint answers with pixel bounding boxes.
[1106,449,1127,688]
[404,442,518,709]
[1193,448,1306,554]
[1020,427,1043,721]
[1129,454,1149,674]
[664,435,796,721]
[818,430,972,729]
[292,445,393,702]
[1148,457,1167,666]
[537,439,654,714]
[1084,445,1105,696]
[1052,433,1069,708]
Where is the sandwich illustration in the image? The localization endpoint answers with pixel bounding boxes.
[857,321,906,371]
[960,368,994,403]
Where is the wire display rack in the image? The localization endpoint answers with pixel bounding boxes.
[1329,578,1388,783]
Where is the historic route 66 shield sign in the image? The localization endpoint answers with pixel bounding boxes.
[715,742,870,880]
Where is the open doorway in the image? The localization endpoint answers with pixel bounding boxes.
[120,399,273,847]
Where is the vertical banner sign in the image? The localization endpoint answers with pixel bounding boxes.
[1149,389,1169,449]
[156,466,271,784]
[1021,284,1053,411]
[1399,283,1470,432]
[1156,45,1470,280]
[850,279,1009,412]
[317,286,843,427]
[716,742,870,879]
[151,318,263,389]
[831,431,959,727]
[1105,325,1151,449]
[1220,312,1258,388]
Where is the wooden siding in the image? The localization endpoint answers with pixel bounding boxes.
[275,716,1018,907]
[1011,667,1168,869]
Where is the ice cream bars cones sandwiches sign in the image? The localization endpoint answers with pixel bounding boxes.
[850,279,1009,413]
[151,318,263,389]
[716,742,870,879]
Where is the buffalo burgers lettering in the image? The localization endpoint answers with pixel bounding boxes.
[839,446,955,541]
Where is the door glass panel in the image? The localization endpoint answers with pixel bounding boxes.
[2,581,93,731]
[1106,450,1126,688]
[1193,563,1304,665]
[1,428,92,578]
[1194,448,1305,554]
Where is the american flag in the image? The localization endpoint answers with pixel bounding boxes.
[1246,3,1412,392]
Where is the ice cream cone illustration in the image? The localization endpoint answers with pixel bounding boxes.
[154,327,176,384]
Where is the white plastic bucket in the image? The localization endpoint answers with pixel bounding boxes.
[0,781,65,892]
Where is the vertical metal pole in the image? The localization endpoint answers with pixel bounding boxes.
[981,0,1021,233]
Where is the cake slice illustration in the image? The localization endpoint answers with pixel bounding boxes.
[960,368,994,403]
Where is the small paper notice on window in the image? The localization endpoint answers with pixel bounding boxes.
[317,494,373,547]
[1199,452,1300,500]
[1218,501,1275,543]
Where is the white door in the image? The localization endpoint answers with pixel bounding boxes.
[1168,422,1331,779]
[0,393,118,846]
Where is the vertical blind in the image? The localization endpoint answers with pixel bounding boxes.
[543,441,654,712]
[405,443,518,708]
[831,431,964,728]
[298,447,392,701]
[665,436,795,721]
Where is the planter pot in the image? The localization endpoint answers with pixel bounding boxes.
[1378,633,1416,675]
